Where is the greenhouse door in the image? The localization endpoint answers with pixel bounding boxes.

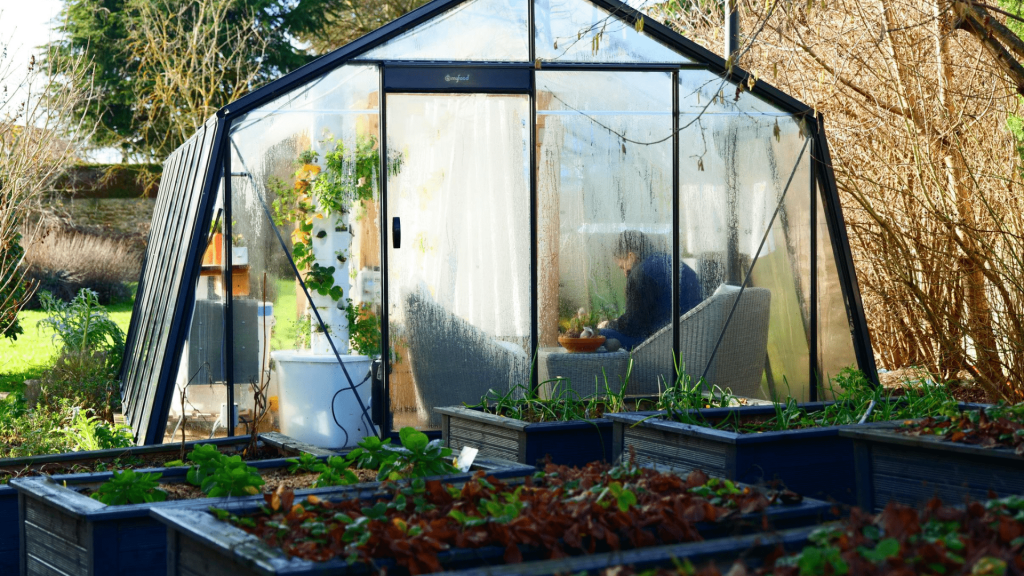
[383,92,532,432]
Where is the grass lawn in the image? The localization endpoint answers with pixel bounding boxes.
[0,299,135,395]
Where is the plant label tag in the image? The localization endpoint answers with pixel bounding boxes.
[456,446,478,472]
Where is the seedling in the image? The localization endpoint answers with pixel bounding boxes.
[91,470,168,505]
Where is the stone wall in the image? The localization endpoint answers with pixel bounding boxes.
[51,196,156,238]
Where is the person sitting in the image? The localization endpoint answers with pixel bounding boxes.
[598,230,703,350]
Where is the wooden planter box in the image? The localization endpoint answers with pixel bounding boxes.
[152,482,830,576]
[0,433,330,576]
[437,406,613,467]
[841,424,1024,511]
[606,403,982,506]
[12,456,532,576]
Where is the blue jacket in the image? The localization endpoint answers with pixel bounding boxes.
[616,253,703,340]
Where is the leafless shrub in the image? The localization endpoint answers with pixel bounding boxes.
[0,17,96,336]
[21,229,142,306]
[661,0,1024,400]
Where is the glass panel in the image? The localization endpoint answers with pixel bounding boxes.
[537,71,675,396]
[678,69,789,116]
[386,93,531,430]
[166,183,235,441]
[227,63,381,449]
[356,0,529,62]
[535,0,692,63]
[678,106,813,400]
[817,186,858,388]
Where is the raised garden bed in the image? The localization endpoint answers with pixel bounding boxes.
[842,421,1024,511]
[421,528,815,576]
[437,405,614,467]
[0,433,325,576]
[151,463,832,576]
[607,402,986,505]
[12,455,532,576]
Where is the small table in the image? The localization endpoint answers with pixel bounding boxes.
[541,347,631,398]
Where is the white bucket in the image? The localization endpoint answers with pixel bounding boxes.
[271,350,373,449]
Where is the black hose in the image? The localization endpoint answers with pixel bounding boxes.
[331,366,373,449]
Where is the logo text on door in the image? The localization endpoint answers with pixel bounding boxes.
[445,74,471,83]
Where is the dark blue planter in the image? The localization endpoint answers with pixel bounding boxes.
[430,527,815,576]
[606,402,986,506]
[437,406,613,467]
[841,424,1024,511]
[12,456,533,576]
[152,479,830,576]
[0,434,273,576]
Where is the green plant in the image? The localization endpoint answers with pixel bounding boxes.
[312,456,359,488]
[37,288,126,371]
[285,453,323,474]
[184,444,265,496]
[346,435,393,470]
[201,455,266,497]
[185,443,226,487]
[91,470,168,505]
[309,136,385,215]
[38,351,122,418]
[344,300,381,357]
[306,263,343,299]
[471,355,639,424]
[58,409,134,452]
[377,427,458,481]
[0,395,77,458]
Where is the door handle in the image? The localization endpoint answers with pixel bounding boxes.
[393,217,401,249]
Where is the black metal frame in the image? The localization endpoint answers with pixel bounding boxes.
[123,0,877,444]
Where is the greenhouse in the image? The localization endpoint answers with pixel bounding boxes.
[118,0,875,445]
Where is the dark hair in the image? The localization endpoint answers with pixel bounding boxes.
[614,230,652,260]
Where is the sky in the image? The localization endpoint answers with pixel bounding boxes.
[1,0,121,162]
[1,0,65,89]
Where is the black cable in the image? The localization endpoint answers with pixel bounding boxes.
[330,366,373,449]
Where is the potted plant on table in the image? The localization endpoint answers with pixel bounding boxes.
[557,308,607,353]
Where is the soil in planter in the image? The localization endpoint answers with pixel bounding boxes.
[218,460,806,574]
[0,442,284,484]
[899,402,1024,454]
[156,468,380,501]
[639,496,1024,576]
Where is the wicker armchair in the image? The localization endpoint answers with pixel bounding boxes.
[627,285,772,398]
[403,289,530,428]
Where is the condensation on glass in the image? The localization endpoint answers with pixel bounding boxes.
[226,63,382,445]
[816,186,858,388]
[167,179,233,440]
[356,0,529,62]
[385,93,532,430]
[678,71,814,400]
[536,70,675,395]
[535,0,693,63]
